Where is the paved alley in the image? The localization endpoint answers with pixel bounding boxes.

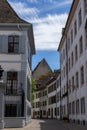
[4,119,87,130]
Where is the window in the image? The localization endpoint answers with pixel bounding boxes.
[72,76,75,91]
[67,37,70,50]
[78,9,82,27]
[74,20,77,36]
[80,66,84,85]
[79,36,83,55]
[54,83,56,90]
[65,42,67,56]
[76,99,79,114]
[71,29,73,44]
[48,95,56,105]
[5,104,17,117]
[57,92,60,102]
[85,29,87,47]
[64,86,66,93]
[84,0,87,14]
[69,103,71,114]
[57,107,60,116]
[63,49,65,60]
[81,97,85,114]
[43,110,46,115]
[71,52,74,67]
[63,66,65,78]
[72,101,75,114]
[57,78,60,88]
[48,108,50,116]
[75,45,78,61]
[68,57,70,71]
[68,80,71,93]
[66,62,68,75]
[6,72,17,94]
[8,36,19,53]
[55,108,56,116]
[64,105,66,115]
[76,72,79,88]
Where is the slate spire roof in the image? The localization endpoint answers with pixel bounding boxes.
[0,0,29,24]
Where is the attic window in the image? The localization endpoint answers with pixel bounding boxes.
[8,36,19,53]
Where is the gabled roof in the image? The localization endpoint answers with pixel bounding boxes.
[36,72,53,91]
[32,58,52,80]
[33,58,52,73]
[0,0,36,55]
[0,0,29,24]
[36,69,60,91]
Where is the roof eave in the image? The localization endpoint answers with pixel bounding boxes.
[28,24,36,55]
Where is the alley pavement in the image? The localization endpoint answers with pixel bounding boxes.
[4,119,87,130]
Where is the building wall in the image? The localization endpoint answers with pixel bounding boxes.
[0,27,32,127]
[59,0,87,124]
[32,74,61,119]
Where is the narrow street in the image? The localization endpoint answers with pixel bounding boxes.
[4,119,87,130]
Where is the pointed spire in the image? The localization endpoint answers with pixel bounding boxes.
[0,0,29,24]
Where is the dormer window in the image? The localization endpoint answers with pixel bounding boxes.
[8,36,19,53]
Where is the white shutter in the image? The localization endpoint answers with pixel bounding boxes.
[19,35,26,53]
[0,35,2,53]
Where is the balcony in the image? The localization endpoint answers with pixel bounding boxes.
[5,88,23,96]
[5,88,24,103]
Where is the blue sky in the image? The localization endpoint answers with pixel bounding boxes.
[8,0,72,70]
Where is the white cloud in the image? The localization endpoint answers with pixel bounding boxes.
[27,0,38,3]
[8,1,68,50]
[27,13,68,50]
[9,1,39,19]
[40,0,72,12]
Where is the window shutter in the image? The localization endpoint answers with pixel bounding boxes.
[3,71,7,84]
[0,36,2,53]
[2,35,8,53]
[18,71,22,93]
[18,71,25,93]
[19,35,26,54]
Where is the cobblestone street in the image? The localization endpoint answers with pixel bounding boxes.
[4,119,87,130]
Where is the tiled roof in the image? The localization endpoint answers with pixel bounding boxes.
[32,58,52,73]
[36,70,60,91]
[0,0,29,24]
[36,72,53,91]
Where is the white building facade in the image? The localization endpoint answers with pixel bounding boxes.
[32,70,61,119]
[47,73,61,119]
[58,0,87,125]
[0,0,35,128]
